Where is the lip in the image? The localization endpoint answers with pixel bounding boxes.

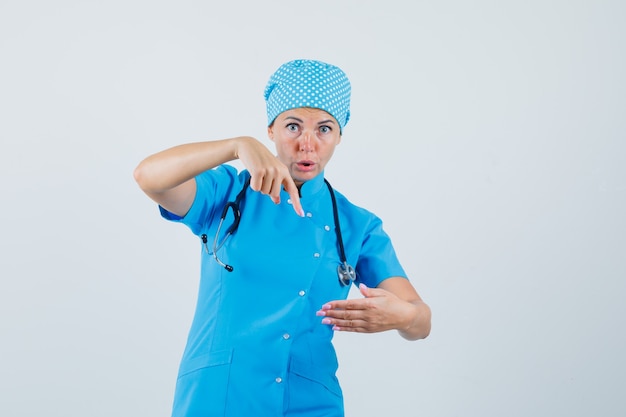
[295,160,317,172]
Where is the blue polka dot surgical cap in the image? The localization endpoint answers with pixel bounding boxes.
[264,59,351,132]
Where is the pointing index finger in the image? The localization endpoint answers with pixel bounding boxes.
[283,177,304,217]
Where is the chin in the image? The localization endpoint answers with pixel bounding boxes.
[291,170,316,183]
[295,172,318,184]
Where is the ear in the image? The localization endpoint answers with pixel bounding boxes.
[267,125,275,142]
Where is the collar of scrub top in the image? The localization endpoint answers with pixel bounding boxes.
[201,173,356,286]
[297,169,327,197]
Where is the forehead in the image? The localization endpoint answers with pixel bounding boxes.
[277,107,337,123]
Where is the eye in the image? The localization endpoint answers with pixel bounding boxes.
[286,123,299,132]
[319,125,332,134]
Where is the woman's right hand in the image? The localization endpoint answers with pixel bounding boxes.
[234,137,303,216]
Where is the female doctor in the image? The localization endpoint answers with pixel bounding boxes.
[134,59,431,417]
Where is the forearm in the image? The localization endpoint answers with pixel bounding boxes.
[398,300,432,341]
[374,277,431,341]
[133,137,252,193]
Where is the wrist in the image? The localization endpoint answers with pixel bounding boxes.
[232,136,256,160]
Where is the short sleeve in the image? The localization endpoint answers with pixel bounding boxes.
[159,165,245,236]
[355,215,408,288]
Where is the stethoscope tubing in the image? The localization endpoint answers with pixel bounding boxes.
[202,175,356,286]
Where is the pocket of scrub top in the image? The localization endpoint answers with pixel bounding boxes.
[178,349,233,377]
[173,349,233,417]
[289,356,343,397]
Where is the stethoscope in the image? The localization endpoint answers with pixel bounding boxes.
[201,177,357,286]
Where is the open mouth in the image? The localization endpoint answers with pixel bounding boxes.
[296,160,316,171]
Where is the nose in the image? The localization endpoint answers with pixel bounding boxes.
[299,131,314,152]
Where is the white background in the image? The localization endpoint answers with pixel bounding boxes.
[1,1,625,416]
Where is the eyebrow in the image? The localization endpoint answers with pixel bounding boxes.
[283,116,336,125]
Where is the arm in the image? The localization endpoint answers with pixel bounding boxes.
[317,278,431,341]
[133,136,303,216]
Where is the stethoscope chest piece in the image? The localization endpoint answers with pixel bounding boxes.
[337,262,356,287]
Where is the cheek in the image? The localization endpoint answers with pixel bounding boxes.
[322,141,339,156]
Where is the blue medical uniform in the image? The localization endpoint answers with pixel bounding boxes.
[160,165,407,416]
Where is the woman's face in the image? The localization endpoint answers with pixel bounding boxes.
[268,107,342,187]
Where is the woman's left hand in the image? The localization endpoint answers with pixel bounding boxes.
[316,278,431,340]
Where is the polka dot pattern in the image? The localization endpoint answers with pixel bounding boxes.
[264,59,351,131]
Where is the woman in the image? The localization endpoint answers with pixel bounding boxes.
[134,59,431,417]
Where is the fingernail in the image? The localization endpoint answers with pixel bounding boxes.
[322,318,332,324]
[322,304,331,310]
[316,311,326,317]
[332,325,341,331]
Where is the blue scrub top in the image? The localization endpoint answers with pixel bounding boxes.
[160,165,407,417]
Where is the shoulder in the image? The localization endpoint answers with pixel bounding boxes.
[196,164,243,183]
[332,186,376,217]
[196,165,250,194]
[331,186,383,231]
